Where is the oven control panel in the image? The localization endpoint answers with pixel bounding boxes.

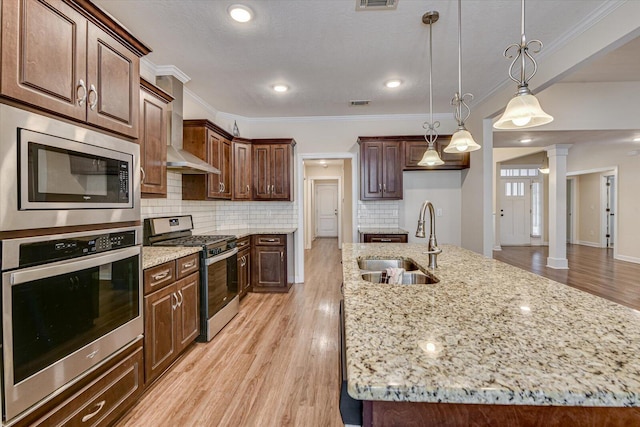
[18,230,137,268]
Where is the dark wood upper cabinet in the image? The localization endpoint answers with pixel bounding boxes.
[0,0,150,138]
[359,138,403,200]
[139,78,172,197]
[182,119,232,200]
[403,135,470,170]
[232,138,252,200]
[252,139,295,201]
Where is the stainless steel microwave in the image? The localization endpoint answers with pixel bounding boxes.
[0,104,140,231]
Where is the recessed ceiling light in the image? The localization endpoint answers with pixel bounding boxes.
[272,84,289,93]
[519,138,532,143]
[633,137,640,142]
[384,79,402,88]
[228,4,253,23]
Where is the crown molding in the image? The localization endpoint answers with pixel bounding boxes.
[244,112,452,124]
[183,87,218,117]
[155,65,191,83]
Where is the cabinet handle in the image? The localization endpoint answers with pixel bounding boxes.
[88,84,98,111]
[271,184,275,194]
[281,251,284,262]
[171,293,178,310]
[177,290,184,307]
[221,183,225,192]
[378,184,382,193]
[246,184,250,192]
[240,256,246,267]
[182,261,195,269]
[82,400,106,423]
[77,79,87,106]
[152,270,170,281]
[383,183,387,192]
[140,167,146,184]
[379,238,392,242]
[265,239,276,242]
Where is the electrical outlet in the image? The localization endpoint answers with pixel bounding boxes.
[436,208,443,217]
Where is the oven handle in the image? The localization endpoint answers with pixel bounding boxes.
[9,246,141,286]
[204,247,238,266]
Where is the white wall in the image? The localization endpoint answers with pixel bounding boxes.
[400,171,462,245]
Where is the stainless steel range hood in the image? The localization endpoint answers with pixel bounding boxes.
[156,74,220,175]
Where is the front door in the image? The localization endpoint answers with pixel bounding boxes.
[315,183,338,237]
[500,178,531,245]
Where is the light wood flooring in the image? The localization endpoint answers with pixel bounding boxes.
[116,237,344,427]
[494,244,640,310]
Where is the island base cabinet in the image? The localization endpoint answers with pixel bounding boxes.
[362,400,640,427]
[13,338,143,427]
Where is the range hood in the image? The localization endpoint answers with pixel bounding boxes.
[166,145,220,175]
[156,74,220,175]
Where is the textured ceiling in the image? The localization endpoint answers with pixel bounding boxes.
[94,0,617,119]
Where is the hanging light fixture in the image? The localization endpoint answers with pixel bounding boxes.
[494,0,553,130]
[418,11,444,167]
[444,0,480,153]
[538,151,549,174]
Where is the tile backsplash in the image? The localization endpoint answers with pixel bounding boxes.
[141,172,297,233]
[357,200,400,229]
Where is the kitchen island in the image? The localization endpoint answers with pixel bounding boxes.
[342,243,640,426]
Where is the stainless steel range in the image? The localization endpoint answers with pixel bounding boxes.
[144,216,238,342]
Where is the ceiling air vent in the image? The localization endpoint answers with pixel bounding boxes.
[356,0,398,11]
[350,100,370,106]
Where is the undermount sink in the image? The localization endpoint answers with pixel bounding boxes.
[357,258,419,272]
[361,271,439,285]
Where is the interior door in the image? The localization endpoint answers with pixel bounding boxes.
[606,175,615,248]
[500,178,531,245]
[315,183,338,237]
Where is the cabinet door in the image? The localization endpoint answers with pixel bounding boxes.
[403,138,470,170]
[1,0,88,122]
[242,251,251,294]
[144,285,177,384]
[219,138,232,199]
[271,144,291,200]
[253,246,284,288]
[140,87,167,196]
[86,23,139,138]
[382,141,402,199]
[360,141,383,200]
[176,273,199,352]
[252,145,271,200]
[233,141,252,200]
[207,130,222,198]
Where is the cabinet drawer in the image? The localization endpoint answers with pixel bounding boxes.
[362,234,408,243]
[254,235,284,246]
[19,340,144,427]
[144,261,176,294]
[236,236,251,250]
[176,253,199,279]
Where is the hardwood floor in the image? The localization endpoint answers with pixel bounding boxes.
[494,244,640,310]
[117,238,344,427]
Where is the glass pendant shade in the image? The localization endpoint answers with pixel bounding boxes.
[494,93,553,130]
[444,128,481,153]
[418,146,444,166]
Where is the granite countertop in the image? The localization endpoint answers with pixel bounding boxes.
[359,228,409,235]
[342,243,640,407]
[196,227,297,239]
[142,246,202,270]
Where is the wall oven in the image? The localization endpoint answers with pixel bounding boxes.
[0,104,140,232]
[0,226,143,422]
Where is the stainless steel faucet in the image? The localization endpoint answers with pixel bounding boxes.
[416,200,442,269]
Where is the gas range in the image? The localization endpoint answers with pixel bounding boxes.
[153,234,237,258]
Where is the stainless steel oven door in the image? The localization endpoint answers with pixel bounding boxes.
[0,104,140,232]
[1,246,143,421]
[204,247,238,317]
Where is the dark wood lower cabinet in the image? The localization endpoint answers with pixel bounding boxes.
[361,233,408,243]
[143,256,200,385]
[14,338,144,427]
[237,236,252,298]
[362,400,640,427]
[251,234,291,293]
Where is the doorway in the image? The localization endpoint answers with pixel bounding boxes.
[499,178,531,245]
[604,175,615,248]
[315,182,338,237]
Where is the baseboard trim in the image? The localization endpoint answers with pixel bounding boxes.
[493,245,502,251]
[547,257,569,269]
[576,240,601,248]
[615,254,640,265]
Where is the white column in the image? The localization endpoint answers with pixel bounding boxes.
[546,144,572,269]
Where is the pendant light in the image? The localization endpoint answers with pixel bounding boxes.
[444,0,480,153]
[494,0,553,130]
[418,11,444,167]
